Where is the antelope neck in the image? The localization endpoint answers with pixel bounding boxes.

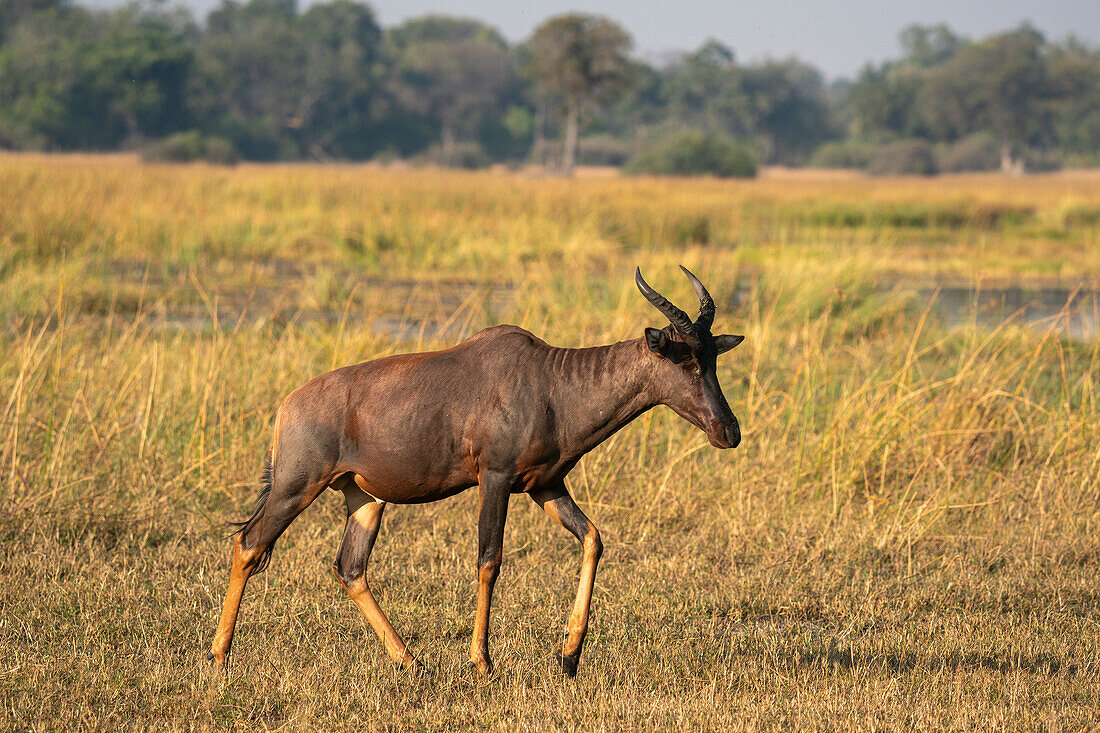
[543,338,659,456]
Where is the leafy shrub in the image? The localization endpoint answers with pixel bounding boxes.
[0,116,47,151]
[144,130,204,161]
[201,137,240,165]
[867,140,937,176]
[424,141,490,170]
[624,130,756,178]
[447,142,491,169]
[143,131,240,165]
[809,141,876,169]
[1022,148,1062,173]
[940,133,1000,172]
[576,135,632,166]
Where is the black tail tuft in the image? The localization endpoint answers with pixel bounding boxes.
[227,457,275,574]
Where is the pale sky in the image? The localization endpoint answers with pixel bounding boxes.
[81,0,1099,79]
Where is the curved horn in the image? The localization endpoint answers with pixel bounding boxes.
[635,267,695,336]
[679,265,715,331]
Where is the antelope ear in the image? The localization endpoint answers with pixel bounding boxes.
[645,327,676,359]
[714,334,745,355]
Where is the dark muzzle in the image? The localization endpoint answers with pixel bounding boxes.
[707,414,740,449]
[725,416,741,448]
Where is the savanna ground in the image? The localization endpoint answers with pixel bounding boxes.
[1,154,1099,730]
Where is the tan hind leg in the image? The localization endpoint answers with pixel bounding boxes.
[208,471,329,671]
[208,536,263,671]
[333,481,423,673]
[531,483,603,677]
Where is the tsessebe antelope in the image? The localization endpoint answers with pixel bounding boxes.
[208,266,743,676]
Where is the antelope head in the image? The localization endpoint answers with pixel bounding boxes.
[636,266,744,449]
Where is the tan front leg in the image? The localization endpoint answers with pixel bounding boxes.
[531,484,603,677]
[563,522,602,660]
[469,470,511,675]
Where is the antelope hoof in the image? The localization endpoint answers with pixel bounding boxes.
[556,652,579,678]
[206,650,228,673]
[467,658,494,677]
[398,660,433,678]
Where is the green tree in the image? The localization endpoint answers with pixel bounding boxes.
[740,59,833,163]
[0,0,67,40]
[82,9,193,143]
[387,16,512,163]
[1046,37,1100,162]
[662,40,752,138]
[898,23,962,67]
[191,0,386,160]
[845,25,964,144]
[0,4,92,148]
[297,0,384,159]
[527,13,633,174]
[0,3,191,149]
[192,0,305,158]
[847,62,927,141]
[922,25,1049,173]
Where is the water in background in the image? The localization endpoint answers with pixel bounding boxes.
[914,285,1098,342]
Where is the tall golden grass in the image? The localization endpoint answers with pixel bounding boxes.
[1,154,1098,729]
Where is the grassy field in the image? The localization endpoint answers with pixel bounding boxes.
[1,154,1099,730]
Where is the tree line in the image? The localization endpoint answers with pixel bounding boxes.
[1,0,1098,175]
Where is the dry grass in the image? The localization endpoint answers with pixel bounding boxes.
[1,155,1099,730]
